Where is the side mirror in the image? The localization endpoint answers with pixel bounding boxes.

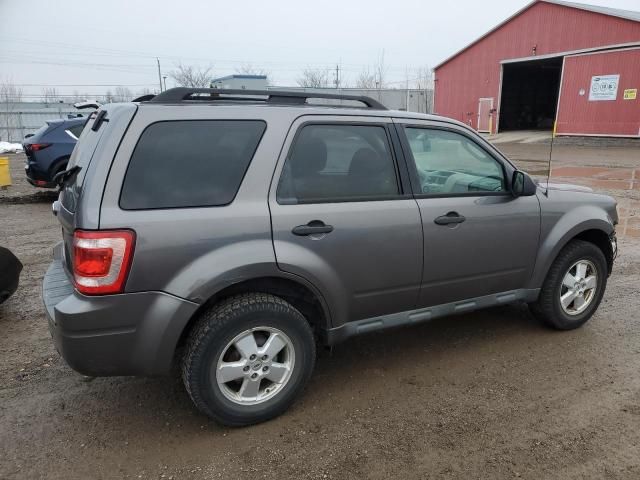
[511,170,537,197]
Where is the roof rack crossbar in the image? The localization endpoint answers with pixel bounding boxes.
[148,87,387,110]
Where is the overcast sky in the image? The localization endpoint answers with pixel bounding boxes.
[1,0,639,99]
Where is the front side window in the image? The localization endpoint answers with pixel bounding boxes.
[404,127,506,195]
[277,124,399,204]
[120,120,266,209]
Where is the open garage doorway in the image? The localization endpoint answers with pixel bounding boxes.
[498,56,563,132]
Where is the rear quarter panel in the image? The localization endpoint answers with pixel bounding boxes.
[98,105,300,301]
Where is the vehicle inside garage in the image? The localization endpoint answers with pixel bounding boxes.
[498,56,563,131]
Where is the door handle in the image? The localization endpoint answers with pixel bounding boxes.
[292,220,334,236]
[434,212,466,225]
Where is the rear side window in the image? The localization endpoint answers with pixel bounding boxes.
[277,124,399,204]
[120,120,266,210]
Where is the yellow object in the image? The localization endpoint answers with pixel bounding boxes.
[552,121,557,138]
[623,89,637,100]
[0,157,12,187]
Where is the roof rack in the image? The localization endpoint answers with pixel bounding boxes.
[132,94,155,102]
[146,87,387,110]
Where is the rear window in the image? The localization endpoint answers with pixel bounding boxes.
[30,122,56,139]
[119,120,266,210]
[66,123,84,139]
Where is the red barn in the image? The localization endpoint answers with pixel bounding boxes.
[433,0,640,137]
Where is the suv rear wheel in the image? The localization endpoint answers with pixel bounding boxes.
[530,239,607,330]
[182,293,316,426]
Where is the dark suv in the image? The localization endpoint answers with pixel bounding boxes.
[43,88,617,426]
[24,116,85,188]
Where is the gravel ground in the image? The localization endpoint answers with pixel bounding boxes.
[1,145,639,479]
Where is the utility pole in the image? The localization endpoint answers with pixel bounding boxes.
[405,67,410,112]
[163,75,167,92]
[334,64,340,89]
[156,57,163,92]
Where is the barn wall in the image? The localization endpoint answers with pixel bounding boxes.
[556,48,640,136]
[434,1,640,133]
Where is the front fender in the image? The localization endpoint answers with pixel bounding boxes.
[528,205,614,288]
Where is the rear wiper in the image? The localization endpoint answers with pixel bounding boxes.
[53,165,82,187]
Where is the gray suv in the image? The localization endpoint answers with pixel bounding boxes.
[43,88,617,426]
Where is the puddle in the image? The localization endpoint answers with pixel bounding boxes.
[532,165,640,239]
[548,166,639,192]
[551,166,637,180]
[615,198,640,239]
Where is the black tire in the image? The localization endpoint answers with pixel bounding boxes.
[50,157,69,177]
[182,293,316,426]
[530,239,607,330]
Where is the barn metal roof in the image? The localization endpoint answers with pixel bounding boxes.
[549,0,640,22]
[434,0,640,70]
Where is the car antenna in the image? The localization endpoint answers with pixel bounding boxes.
[544,122,556,197]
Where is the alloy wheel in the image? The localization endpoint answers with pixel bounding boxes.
[213,327,295,405]
[559,259,598,316]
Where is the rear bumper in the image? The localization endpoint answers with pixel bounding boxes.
[25,164,56,188]
[0,250,22,304]
[43,247,199,376]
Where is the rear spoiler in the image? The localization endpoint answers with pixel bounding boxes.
[74,101,102,110]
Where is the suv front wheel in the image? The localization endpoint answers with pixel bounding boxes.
[530,239,608,330]
[182,293,316,426]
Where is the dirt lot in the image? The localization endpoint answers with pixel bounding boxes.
[1,143,639,479]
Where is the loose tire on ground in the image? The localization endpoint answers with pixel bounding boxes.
[181,293,316,426]
[530,239,607,330]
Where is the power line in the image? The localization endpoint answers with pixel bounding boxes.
[11,83,158,87]
[0,37,422,72]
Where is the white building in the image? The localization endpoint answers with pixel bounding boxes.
[210,75,268,90]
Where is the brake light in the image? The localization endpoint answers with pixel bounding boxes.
[30,143,51,151]
[72,230,135,295]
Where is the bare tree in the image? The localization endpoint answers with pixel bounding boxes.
[71,90,83,103]
[374,50,387,89]
[296,68,329,88]
[355,66,377,89]
[103,90,114,103]
[170,63,213,88]
[0,80,23,141]
[135,87,153,98]
[0,81,22,103]
[235,63,271,85]
[236,63,268,76]
[112,86,133,102]
[413,65,434,90]
[354,51,388,89]
[42,87,61,104]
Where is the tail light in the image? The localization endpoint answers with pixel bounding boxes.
[29,143,51,152]
[72,230,135,295]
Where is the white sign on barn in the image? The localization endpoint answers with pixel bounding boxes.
[589,74,620,101]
